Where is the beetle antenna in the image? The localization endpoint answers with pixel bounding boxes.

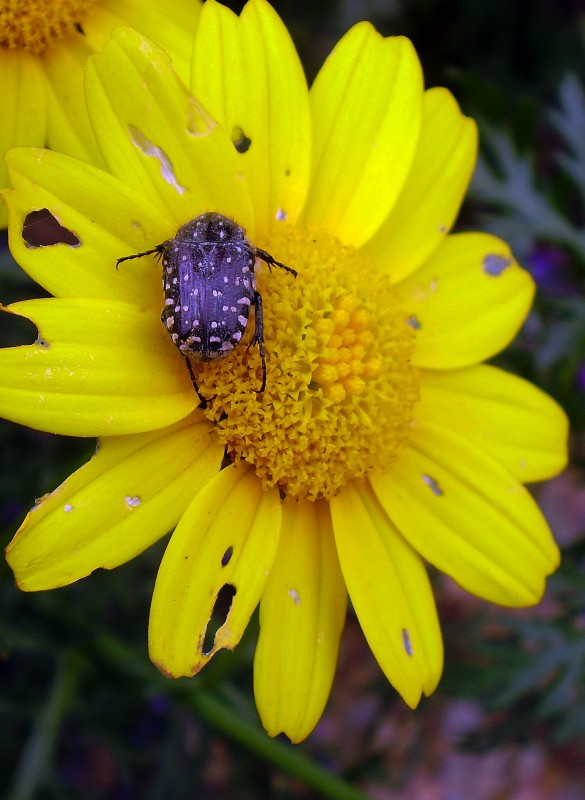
[254,248,297,277]
[116,246,164,270]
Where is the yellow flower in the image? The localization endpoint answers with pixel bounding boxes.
[0,0,201,227]
[1,0,567,742]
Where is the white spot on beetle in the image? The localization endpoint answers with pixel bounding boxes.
[237,296,251,305]
[238,315,247,326]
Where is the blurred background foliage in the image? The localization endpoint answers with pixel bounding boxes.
[1,0,585,798]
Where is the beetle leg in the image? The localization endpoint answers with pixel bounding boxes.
[254,247,298,278]
[249,290,267,393]
[183,356,208,408]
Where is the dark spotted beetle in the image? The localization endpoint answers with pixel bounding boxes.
[116,212,297,403]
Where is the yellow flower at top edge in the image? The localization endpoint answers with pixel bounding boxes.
[1,0,568,742]
[0,0,202,228]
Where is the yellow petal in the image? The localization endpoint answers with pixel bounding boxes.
[192,0,311,232]
[402,232,534,368]
[303,25,423,246]
[5,413,222,591]
[85,27,254,231]
[417,365,568,482]
[371,421,560,606]
[43,36,104,167]
[364,88,478,282]
[93,0,202,86]
[4,147,170,306]
[149,463,281,677]
[330,481,443,706]
[0,298,194,436]
[0,49,46,228]
[254,501,346,743]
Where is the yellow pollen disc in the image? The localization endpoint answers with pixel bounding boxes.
[0,0,97,53]
[199,226,420,502]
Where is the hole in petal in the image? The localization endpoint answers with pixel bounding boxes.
[221,546,233,567]
[0,310,41,347]
[231,126,252,153]
[124,495,141,509]
[402,628,413,656]
[483,253,513,276]
[202,583,236,656]
[129,127,186,194]
[276,208,287,221]
[186,98,217,137]
[64,503,74,513]
[75,22,85,35]
[288,588,300,606]
[422,474,443,496]
[22,209,81,248]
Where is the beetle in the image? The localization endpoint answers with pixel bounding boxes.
[116,212,297,404]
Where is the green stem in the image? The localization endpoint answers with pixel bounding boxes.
[94,634,370,800]
[185,690,369,800]
[8,649,83,800]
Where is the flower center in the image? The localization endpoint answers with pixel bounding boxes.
[199,226,420,501]
[0,0,97,53]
